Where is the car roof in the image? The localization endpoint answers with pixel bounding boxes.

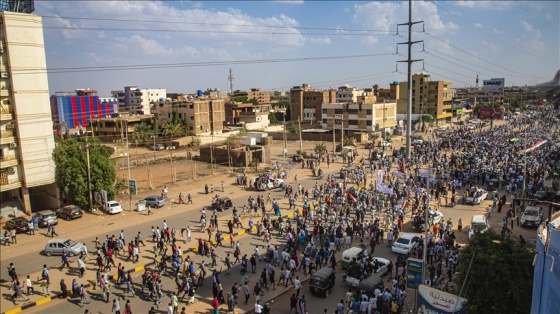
[47,238,69,243]
[344,247,364,254]
[11,217,28,222]
[397,233,417,240]
[471,215,487,223]
[107,200,119,204]
[312,267,334,278]
[37,210,55,214]
[146,196,160,199]
[62,205,80,210]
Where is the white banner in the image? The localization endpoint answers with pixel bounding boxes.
[376,170,394,195]
[483,78,505,90]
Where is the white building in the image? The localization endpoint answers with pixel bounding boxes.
[321,102,398,133]
[336,85,365,103]
[111,86,166,114]
[0,11,58,214]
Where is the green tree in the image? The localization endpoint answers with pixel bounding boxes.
[314,142,327,158]
[131,122,151,147]
[268,112,278,124]
[162,122,184,139]
[368,132,379,144]
[53,137,116,210]
[232,96,248,103]
[285,106,291,121]
[152,115,158,134]
[420,114,434,132]
[343,136,356,146]
[238,128,248,136]
[455,230,533,314]
[275,101,289,108]
[275,112,286,123]
[171,109,181,125]
[288,124,299,134]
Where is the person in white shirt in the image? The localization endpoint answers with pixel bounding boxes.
[111,298,120,313]
[254,300,263,313]
[387,230,394,247]
[294,276,302,297]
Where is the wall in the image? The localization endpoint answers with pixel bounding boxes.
[531,215,560,314]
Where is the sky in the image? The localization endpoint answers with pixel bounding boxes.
[34,0,559,97]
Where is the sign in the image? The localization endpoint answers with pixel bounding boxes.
[455,109,463,115]
[417,285,468,314]
[479,108,502,119]
[129,179,137,196]
[406,258,423,290]
[482,78,505,90]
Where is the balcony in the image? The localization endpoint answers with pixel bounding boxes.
[0,178,22,192]
[1,130,15,143]
[0,155,18,168]
[0,106,13,120]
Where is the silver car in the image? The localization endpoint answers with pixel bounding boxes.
[44,238,84,257]
[34,210,59,228]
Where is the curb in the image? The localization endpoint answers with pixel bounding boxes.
[2,211,296,314]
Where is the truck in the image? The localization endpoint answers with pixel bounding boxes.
[465,186,488,205]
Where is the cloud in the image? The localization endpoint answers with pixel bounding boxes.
[274,0,304,4]
[116,35,175,56]
[492,28,502,35]
[455,1,513,10]
[353,1,458,35]
[473,23,483,29]
[516,21,545,51]
[361,36,379,45]
[308,37,332,45]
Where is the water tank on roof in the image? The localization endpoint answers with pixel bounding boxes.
[293,86,301,89]
[159,98,164,102]
[393,81,399,85]
[197,90,203,97]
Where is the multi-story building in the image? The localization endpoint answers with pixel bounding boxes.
[201,88,228,99]
[321,101,397,133]
[0,10,58,214]
[90,113,153,142]
[336,85,364,103]
[111,86,166,114]
[231,88,271,104]
[225,102,270,129]
[150,97,225,136]
[397,73,454,121]
[290,84,337,122]
[50,90,118,129]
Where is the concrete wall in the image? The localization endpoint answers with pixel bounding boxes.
[199,145,271,167]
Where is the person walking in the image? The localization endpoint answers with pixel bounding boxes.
[11,281,29,304]
[112,299,121,314]
[187,194,193,204]
[294,276,302,297]
[103,283,110,303]
[59,251,70,270]
[25,275,34,296]
[59,279,68,299]
[243,281,250,304]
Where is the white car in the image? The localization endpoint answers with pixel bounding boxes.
[392,234,420,255]
[466,125,475,130]
[105,200,123,214]
[521,206,543,227]
[468,215,490,239]
[412,139,424,145]
[465,188,488,205]
[378,140,392,147]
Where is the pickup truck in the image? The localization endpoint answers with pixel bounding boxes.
[151,144,165,151]
[465,187,488,205]
[342,257,390,287]
[378,140,392,148]
[411,210,443,231]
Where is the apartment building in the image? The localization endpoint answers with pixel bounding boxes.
[225,102,270,129]
[111,86,166,114]
[397,73,454,120]
[336,85,364,103]
[232,88,271,104]
[290,84,337,122]
[50,90,118,129]
[0,11,58,214]
[90,113,152,142]
[321,101,397,133]
[150,98,225,136]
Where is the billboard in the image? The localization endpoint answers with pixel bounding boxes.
[483,78,505,90]
[406,258,424,290]
[417,285,468,314]
[479,108,502,119]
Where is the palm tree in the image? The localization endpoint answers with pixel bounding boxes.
[189,136,201,179]
[368,132,379,144]
[314,142,327,158]
[343,136,356,146]
[420,114,434,132]
[162,122,184,139]
[131,122,151,147]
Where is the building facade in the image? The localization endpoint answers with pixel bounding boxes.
[290,84,337,122]
[90,113,153,142]
[336,85,364,103]
[111,86,166,114]
[150,98,225,136]
[397,73,454,120]
[321,102,398,133]
[0,11,58,214]
[50,90,118,129]
[225,102,270,129]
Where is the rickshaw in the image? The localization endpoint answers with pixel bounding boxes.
[341,247,366,269]
[309,267,336,297]
[487,178,500,193]
[214,196,232,211]
[357,275,384,298]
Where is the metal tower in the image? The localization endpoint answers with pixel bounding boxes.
[476,74,479,89]
[228,68,235,95]
[0,0,34,13]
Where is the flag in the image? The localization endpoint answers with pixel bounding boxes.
[393,171,405,179]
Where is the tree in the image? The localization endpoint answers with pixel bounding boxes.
[455,230,533,314]
[131,122,151,147]
[368,132,379,144]
[162,122,184,139]
[343,136,356,146]
[288,124,299,134]
[152,115,158,134]
[314,142,327,158]
[285,106,292,121]
[53,137,116,210]
[420,114,434,132]
[268,112,278,124]
[238,128,248,136]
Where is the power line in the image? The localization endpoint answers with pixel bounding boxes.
[10,53,394,74]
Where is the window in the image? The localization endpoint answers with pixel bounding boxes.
[366,110,372,115]
[322,119,327,124]
[334,109,343,115]
[348,109,358,115]
[348,120,358,125]
[190,115,194,120]
[366,120,372,126]
[322,109,327,114]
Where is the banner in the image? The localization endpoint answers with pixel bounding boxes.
[417,285,468,314]
[517,140,547,154]
[479,108,502,119]
[376,170,394,195]
[393,171,405,179]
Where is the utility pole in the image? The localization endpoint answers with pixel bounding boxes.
[397,0,424,160]
[298,118,303,153]
[332,115,336,154]
[210,131,215,175]
[85,141,93,212]
[125,120,132,212]
[283,115,287,166]
[340,118,344,150]
[146,154,153,189]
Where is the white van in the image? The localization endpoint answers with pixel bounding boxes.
[468,215,490,239]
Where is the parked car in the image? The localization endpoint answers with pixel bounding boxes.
[412,139,424,145]
[435,126,446,132]
[4,217,30,233]
[44,238,84,257]
[468,215,490,239]
[105,200,123,214]
[466,125,475,130]
[533,191,555,201]
[56,205,83,221]
[521,206,543,227]
[365,142,374,149]
[34,210,58,228]
[391,234,420,255]
[151,144,165,151]
[292,154,302,162]
[143,196,165,208]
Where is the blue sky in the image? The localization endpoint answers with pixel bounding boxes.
[35,1,559,96]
